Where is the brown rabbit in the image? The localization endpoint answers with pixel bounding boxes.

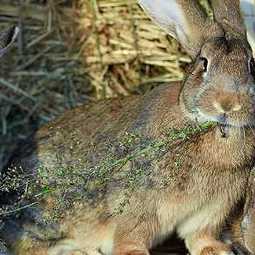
[1,0,255,255]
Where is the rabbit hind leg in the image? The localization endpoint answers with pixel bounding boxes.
[10,232,82,255]
[11,233,49,255]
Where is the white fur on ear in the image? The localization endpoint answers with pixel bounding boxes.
[138,0,187,41]
[240,0,255,54]
[0,26,19,57]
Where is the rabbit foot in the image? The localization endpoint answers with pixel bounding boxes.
[48,240,102,255]
[124,251,149,255]
[113,244,149,255]
[48,239,82,255]
[114,250,149,255]
[49,248,83,255]
[200,246,235,255]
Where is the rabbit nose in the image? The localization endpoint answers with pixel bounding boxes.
[214,100,242,114]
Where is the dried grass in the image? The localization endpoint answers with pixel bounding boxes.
[75,0,190,98]
[0,0,91,168]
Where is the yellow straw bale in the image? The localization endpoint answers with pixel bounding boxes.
[76,0,191,98]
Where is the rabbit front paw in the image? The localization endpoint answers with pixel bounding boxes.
[113,250,149,255]
[200,246,235,255]
[113,243,150,255]
[48,239,82,255]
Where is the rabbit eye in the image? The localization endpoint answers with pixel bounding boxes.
[199,57,208,72]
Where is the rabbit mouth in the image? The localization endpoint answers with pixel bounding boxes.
[196,110,230,137]
[217,114,229,137]
[197,112,238,138]
[218,123,230,138]
[196,108,253,128]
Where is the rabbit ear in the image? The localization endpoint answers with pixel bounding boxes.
[138,0,214,57]
[240,0,255,52]
[0,26,19,58]
[210,0,247,37]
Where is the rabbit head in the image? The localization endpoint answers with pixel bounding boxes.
[0,26,19,58]
[139,0,255,135]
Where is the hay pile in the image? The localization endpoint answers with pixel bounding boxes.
[76,0,191,98]
[0,0,91,169]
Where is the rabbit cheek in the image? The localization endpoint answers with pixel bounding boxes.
[193,91,220,123]
[180,79,204,118]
